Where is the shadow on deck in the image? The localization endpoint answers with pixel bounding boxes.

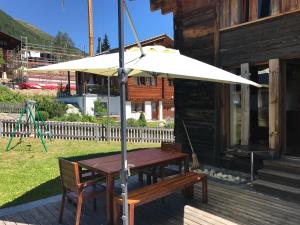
[1,180,300,225]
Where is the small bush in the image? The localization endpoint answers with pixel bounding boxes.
[81,114,97,123]
[127,118,138,127]
[33,95,67,118]
[94,100,107,117]
[138,112,147,127]
[164,120,174,129]
[36,111,49,121]
[98,117,119,126]
[0,86,25,103]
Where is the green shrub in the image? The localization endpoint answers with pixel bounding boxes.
[164,119,174,129]
[36,111,49,121]
[63,113,82,122]
[0,86,25,103]
[81,114,97,123]
[127,118,138,127]
[33,96,67,118]
[97,117,119,126]
[138,112,147,127]
[94,100,107,117]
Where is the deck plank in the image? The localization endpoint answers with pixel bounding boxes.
[0,180,299,225]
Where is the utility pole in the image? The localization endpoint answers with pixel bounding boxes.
[87,0,94,56]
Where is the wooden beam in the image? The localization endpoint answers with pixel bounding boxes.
[269,59,281,151]
[271,0,281,15]
[161,0,176,14]
[150,0,163,11]
[241,63,250,145]
[230,0,243,25]
[249,0,258,21]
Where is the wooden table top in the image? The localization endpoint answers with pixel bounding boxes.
[78,148,188,176]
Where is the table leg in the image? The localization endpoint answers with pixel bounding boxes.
[106,174,114,225]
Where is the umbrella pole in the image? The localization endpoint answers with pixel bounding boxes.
[118,0,129,225]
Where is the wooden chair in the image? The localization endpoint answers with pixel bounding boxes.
[58,158,105,225]
[139,142,183,185]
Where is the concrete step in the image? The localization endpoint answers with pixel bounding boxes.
[253,179,300,203]
[263,159,300,174]
[258,169,300,188]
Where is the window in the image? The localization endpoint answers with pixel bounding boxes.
[168,79,173,86]
[131,102,144,112]
[134,77,157,86]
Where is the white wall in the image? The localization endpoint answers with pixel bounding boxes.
[58,95,120,116]
[159,100,163,121]
[144,101,152,121]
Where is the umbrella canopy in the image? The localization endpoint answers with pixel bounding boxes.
[27,45,261,87]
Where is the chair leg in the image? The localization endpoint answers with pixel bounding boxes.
[59,193,66,223]
[129,204,135,225]
[202,176,208,203]
[75,194,83,225]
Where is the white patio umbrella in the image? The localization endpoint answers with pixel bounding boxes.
[27,45,261,87]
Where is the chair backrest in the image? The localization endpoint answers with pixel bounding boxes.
[58,158,80,193]
[161,142,182,152]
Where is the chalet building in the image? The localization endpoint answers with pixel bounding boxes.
[61,34,175,121]
[150,1,300,201]
[0,31,21,79]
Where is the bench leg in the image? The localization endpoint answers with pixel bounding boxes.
[113,202,120,225]
[202,176,208,203]
[183,185,194,199]
[129,204,135,225]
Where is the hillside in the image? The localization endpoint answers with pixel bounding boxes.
[0,9,53,44]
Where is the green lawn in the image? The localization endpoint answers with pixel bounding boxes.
[0,138,159,208]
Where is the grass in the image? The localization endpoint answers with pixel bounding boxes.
[0,138,159,208]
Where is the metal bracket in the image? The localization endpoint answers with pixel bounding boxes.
[118,68,128,84]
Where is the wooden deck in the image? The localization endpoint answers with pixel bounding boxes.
[1,180,300,225]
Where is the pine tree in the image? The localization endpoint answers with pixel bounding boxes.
[96,37,102,54]
[101,34,110,52]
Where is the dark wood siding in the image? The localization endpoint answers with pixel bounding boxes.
[220,11,300,66]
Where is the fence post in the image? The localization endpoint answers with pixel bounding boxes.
[0,121,3,137]
[95,124,100,141]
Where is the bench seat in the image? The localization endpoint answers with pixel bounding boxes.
[114,172,207,225]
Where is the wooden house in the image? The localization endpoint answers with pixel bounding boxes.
[150,0,300,201]
[73,34,175,120]
[0,31,21,78]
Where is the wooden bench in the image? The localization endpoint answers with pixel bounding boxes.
[113,172,208,225]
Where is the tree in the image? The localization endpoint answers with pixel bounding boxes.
[0,48,4,66]
[101,34,110,52]
[96,37,102,54]
[53,31,75,48]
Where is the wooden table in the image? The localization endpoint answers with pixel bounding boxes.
[78,148,189,225]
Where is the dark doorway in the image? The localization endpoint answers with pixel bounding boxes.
[285,60,300,157]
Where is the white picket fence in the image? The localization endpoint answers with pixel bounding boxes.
[0,120,174,143]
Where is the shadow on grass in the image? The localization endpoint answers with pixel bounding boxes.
[1,148,148,209]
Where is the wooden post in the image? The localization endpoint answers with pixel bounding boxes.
[269,59,281,151]
[271,0,281,15]
[230,0,243,25]
[241,63,250,145]
[249,0,259,21]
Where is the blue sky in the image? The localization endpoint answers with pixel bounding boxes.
[0,0,173,51]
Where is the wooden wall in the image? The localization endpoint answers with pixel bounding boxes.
[150,0,300,162]
[220,11,300,67]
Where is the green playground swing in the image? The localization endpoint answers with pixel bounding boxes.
[5,100,51,152]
